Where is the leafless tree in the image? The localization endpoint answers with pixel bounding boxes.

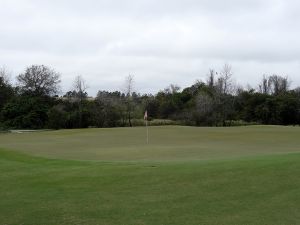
[258,74,290,95]
[0,66,11,85]
[213,64,236,126]
[123,75,134,97]
[218,63,234,95]
[196,93,214,115]
[258,75,270,94]
[206,69,216,89]
[17,65,61,96]
[164,84,180,94]
[194,92,219,126]
[72,75,88,127]
[0,66,14,110]
[123,74,135,127]
[268,75,290,95]
[73,75,88,100]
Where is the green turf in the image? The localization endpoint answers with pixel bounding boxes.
[0,126,299,161]
[1,126,300,224]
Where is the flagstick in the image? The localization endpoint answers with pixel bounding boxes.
[144,110,149,144]
[146,119,149,144]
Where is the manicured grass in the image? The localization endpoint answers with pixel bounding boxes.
[0,126,299,161]
[1,126,300,224]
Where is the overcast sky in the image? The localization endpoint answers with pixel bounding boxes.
[1,0,300,95]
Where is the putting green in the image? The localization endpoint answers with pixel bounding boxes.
[0,126,299,161]
[1,126,300,225]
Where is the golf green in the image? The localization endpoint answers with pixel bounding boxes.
[0,125,299,161]
[1,126,300,224]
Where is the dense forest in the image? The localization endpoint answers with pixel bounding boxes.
[0,64,300,130]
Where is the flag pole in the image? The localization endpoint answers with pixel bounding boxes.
[146,119,149,144]
[144,110,149,144]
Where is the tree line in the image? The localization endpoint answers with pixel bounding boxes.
[0,64,300,130]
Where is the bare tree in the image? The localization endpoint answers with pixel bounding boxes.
[258,75,270,94]
[73,75,88,100]
[258,74,290,95]
[123,74,135,127]
[206,69,216,89]
[72,75,88,127]
[0,66,14,110]
[124,75,134,97]
[218,63,234,95]
[0,66,11,85]
[214,64,236,126]
[17,65,61,96]
[164,84,180,94]
[268,75,290,95]
[195,92,215,126]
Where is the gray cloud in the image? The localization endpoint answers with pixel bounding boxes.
[1,0,300,95]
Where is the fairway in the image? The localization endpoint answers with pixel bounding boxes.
[1,126,300,225]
